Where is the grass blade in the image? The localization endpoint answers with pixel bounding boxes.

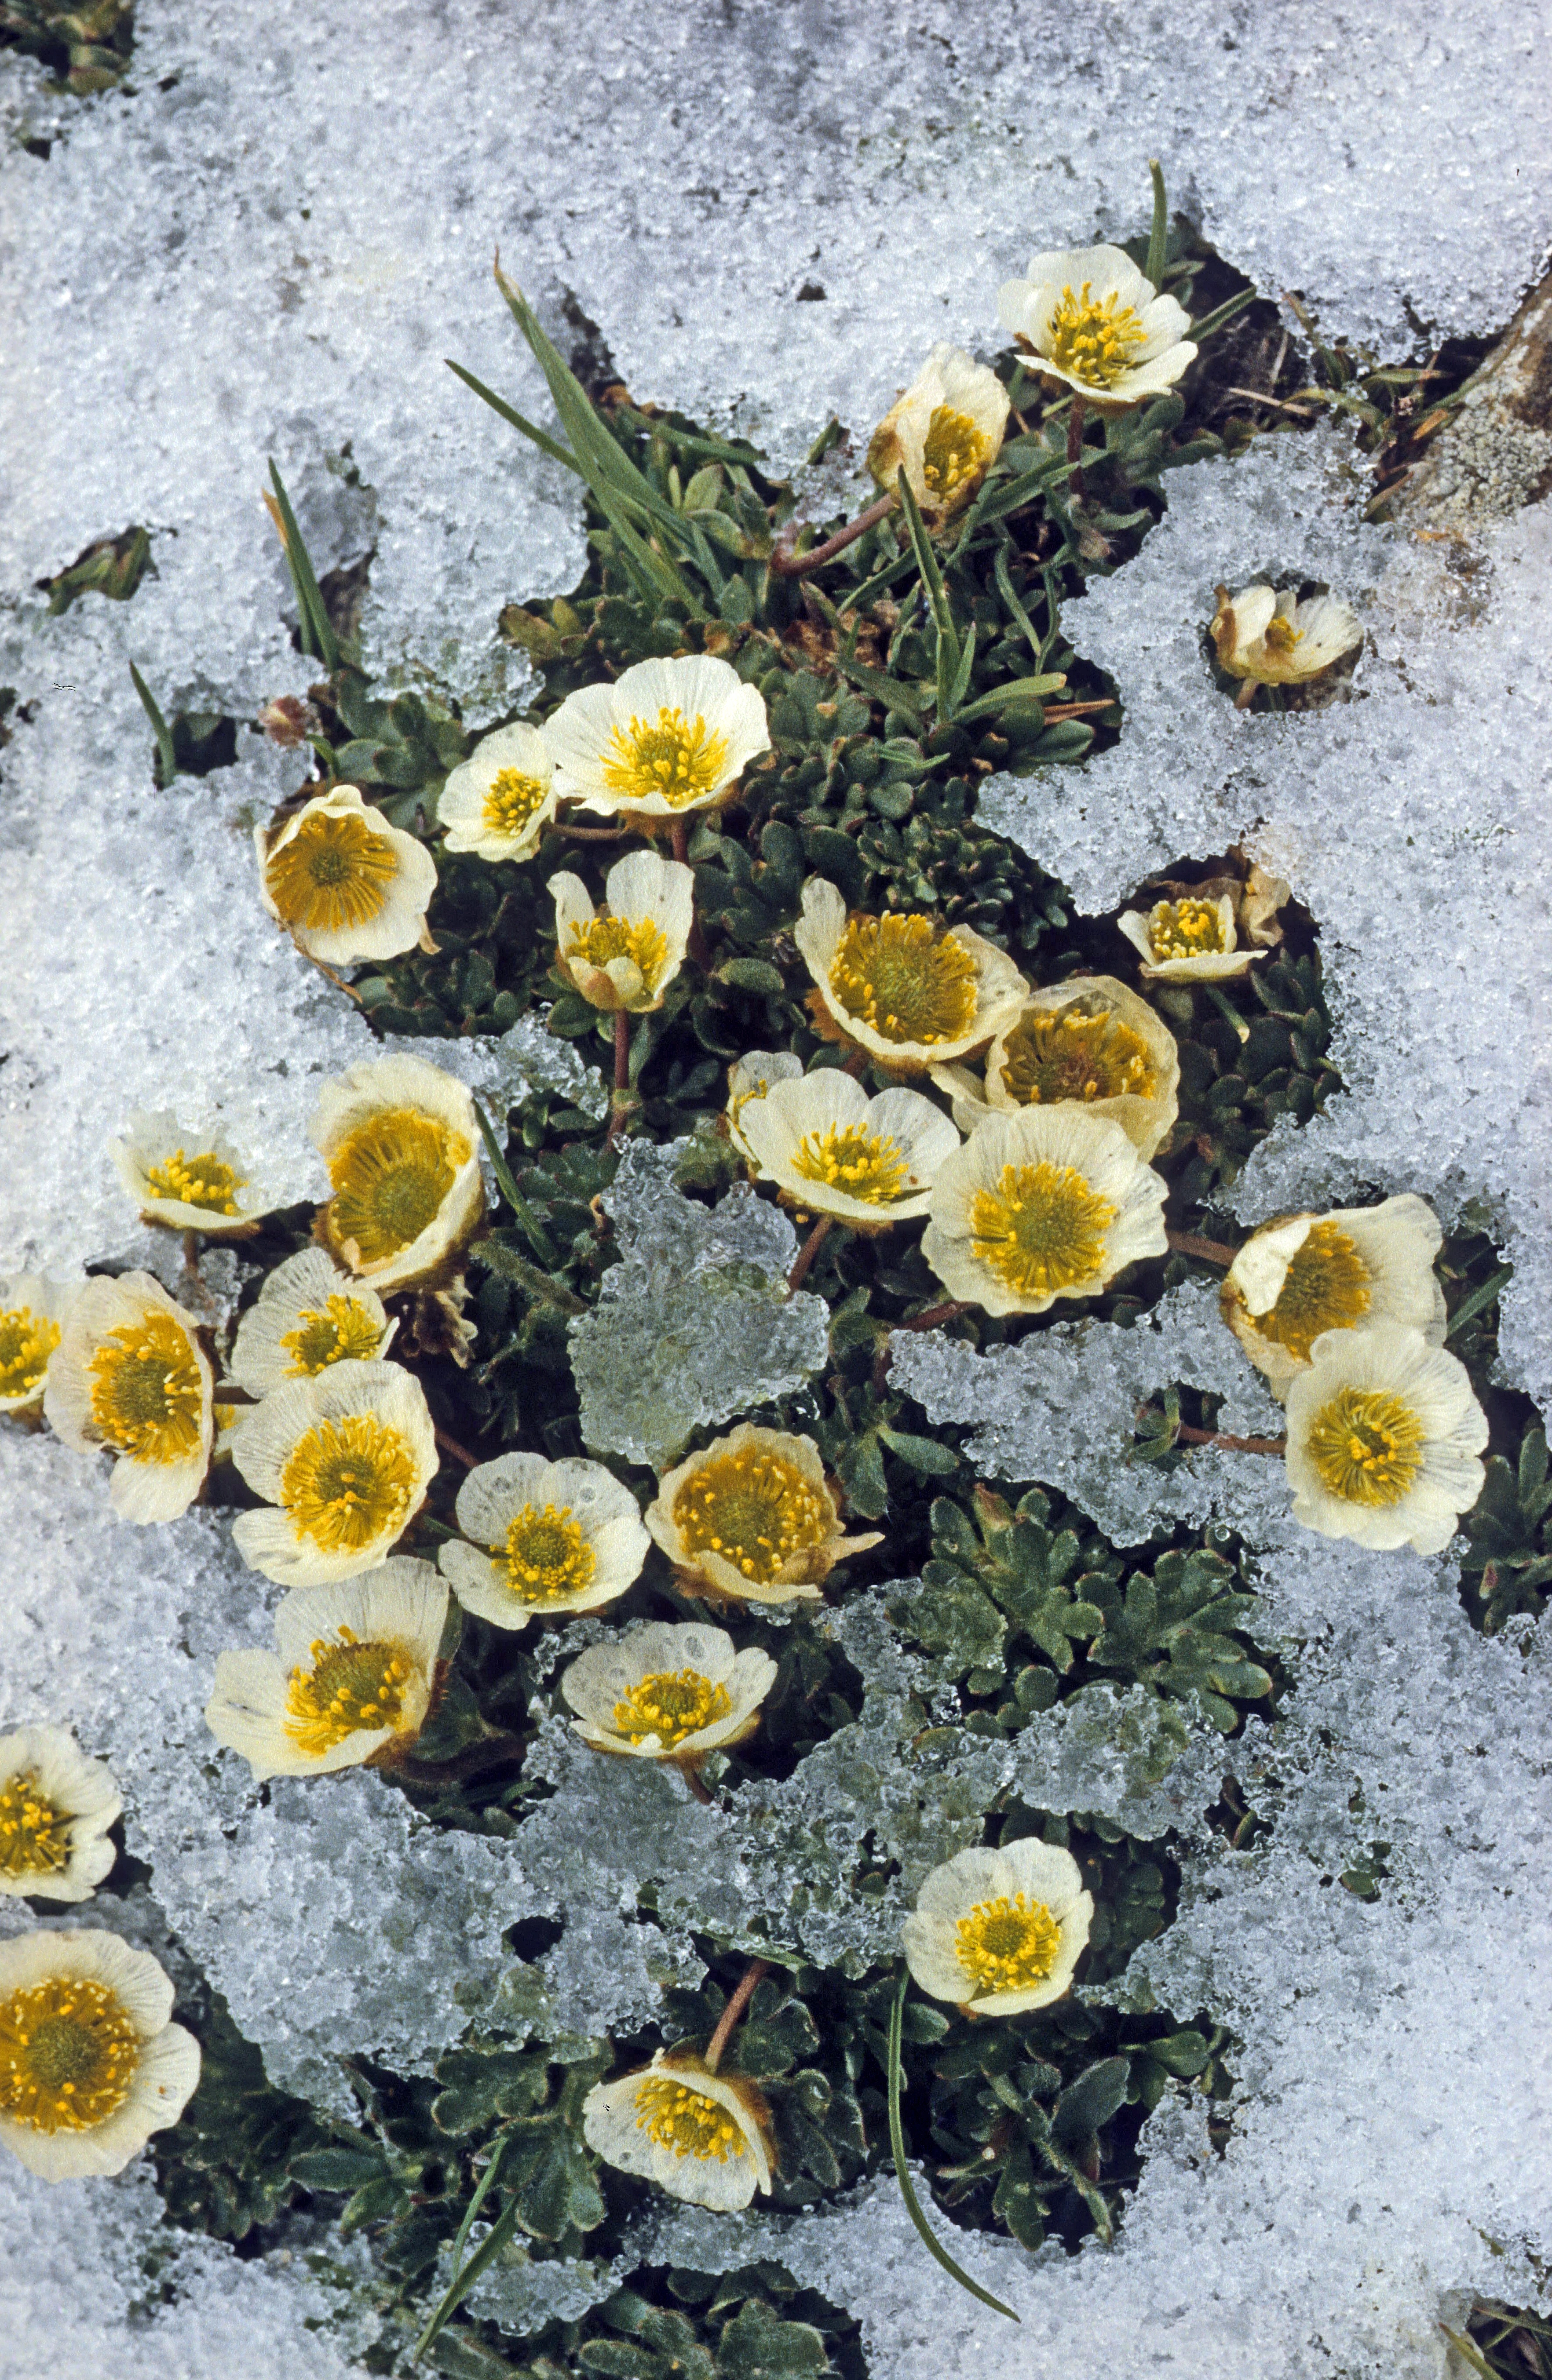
[128,663,178,788]
[894,467,953,645]
[1191,287,1258,347]
[1146,159,1168,290]
[472,1097,559,1268]
[887,1966,1019,2322]
[1446,1265,1512,1340]
[266,462,341,674]
[412,2127,518,2362]
[952,671,1067,728]
[444,359,582,474]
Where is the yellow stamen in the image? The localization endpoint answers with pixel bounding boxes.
[612,1667,732,1749]
[634,2074,747,2162]
[567,913,672,992]
[481,767,550,838]
[1262,615,1302,655]
[1306,1388,1424,1508]
[1147,898,1225,961]
[828,912,979,1047]
[328,1108,468,1265]
[0,1978,138,2132]
[922,405,989,504]
[280,1294,385,1376]
[968,1160,1117,1298]
[599,707,732,810]
[999,1007,1158,1108]
[674,1447,831,1585]
[278,1414,417,1551]
[0,1306,59,1403]
[0,1771,73,1880]
[267,809,398,934]
[88,1312,204,1464]
[284,1625,417,1757]
[790,1122,910,1207]
[502,1502,596,1602]
[143,1148,245,1215]
[1256,1222,1373,1363]
[955,1892,1063,1995]
[1046,281,1148,390]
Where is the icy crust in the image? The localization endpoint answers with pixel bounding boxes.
[568,1141,831,1469]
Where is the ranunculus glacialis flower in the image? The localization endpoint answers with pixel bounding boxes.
[1222,1193,1446,1401]
[256,784,438,965]
[924,1104,1168,1317]
[0,1929,200,2181]
[0,1727,121,1904]
[1212,583,1362,686]
[735,1072,959,1229]
[796,878,1027,1072]
[45,1272,213,1523]
[438,720,558,862]
[230,1358,437,1586]
[998,243,1195,412]
[312,1052,485,1291]
[544,655,769,821]
[440,1450,650,1630]
[1283,1322,1487,1556]
[646,1423,881,1607]
[551,849,694,1014]
[0,1273,79,1414]
[902,1837,1094,2016]
[867,343,1010,518]
[562,1620,777,1764]
[1116,890,1255,982]
[227,1246,396,1400]
[932,974,1180,1160]
[110,1108,276,1235]
[724,1050,803,1168]
[582,2048,774,2211]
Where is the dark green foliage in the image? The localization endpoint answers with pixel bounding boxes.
[489,2263,867,2380]
[151,1990,330,2242]
[40,524,153,612]
[1459,1420,1552,1634]
[1166,948,1340,1202]
[0,0,132,91]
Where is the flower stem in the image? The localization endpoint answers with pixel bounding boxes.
[787,1213,834,1294]
[841,1046,870,1078]
[1234,677,1260,711]
[1066,395,1088,504]
[893,1299,971,1332]
[678,1759,716,1806]
[1166,1230,1240,1267]
[1173,1421,1286,1456]
[606,1011,632,1146]
[886,1965,1019,2322]
[703,1957,770,2073]
[670,819,690,864]
[556,820,628,840]
[771,491,897,579]
[433,1423,480,1470]
[1201,980,1251,1042]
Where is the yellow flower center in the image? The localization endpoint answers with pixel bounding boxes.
[955,1892,1063,1996]
[922,405,989,503]
[1255,1222,1373,1363]
[481,767,550,838]
[266,809,398,934]
[1148,898,1225,961]
[790,1122,910,1207]
[278,1414,418,1550]
[829,912,979,1047]
[1046,282,1148,390]
[0,1978,139,2133]
[673,1446,832,1584]
[0,1306,59,1403]
[329,1108,468,1265]
[284,1625,417,1757]
[999,1007,1158,1108]
[502,1502,597,1602]
[142,1148,245,1216]
[280,1294,385,1375]
[1262,614,1302,655]
[0,1771,73,1880]
[566,913,672,993]
[634,2074,747,2162]
[88,1312,205,1464]
[968,1161,1118,1298]
[611,1668,733,1749]
[599,707,733,810]
[1306,1387,1425,1509]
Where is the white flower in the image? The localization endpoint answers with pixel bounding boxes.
[1212,583,1363,685]
[551,849,694,1014]
[867,344,1010,518]
[438,721,558,862]
[795,878,1027,1072]
[1222,1194,1447,1401]
[0,1728,121,1904]
[561,1620,777,1762]
[725,1050,804,1167]
[0,1275,80,1414]
[110,1108,276,1235]
[256,784,438,965]
[229,1358,438,1585]
[0,1929,200,2181]
[1237,862,1291,948]
[312,1052,485,1291]
[934,975,1180,1160]
[44,1273,213,1523]
[997,242,1195,412]
[227,1246,396,1399]
[582,2048,773,2211]
[1116,891,1255,982]
[543,656,770,820]
[923,1106,1168,1317]
[902,1837,1093,2016]
[646,1423,881,1607]
[735,1072,959,1229]
[1284,1323,1488,1556]
[440,1451,649,1630]
[204,1560,448,1780]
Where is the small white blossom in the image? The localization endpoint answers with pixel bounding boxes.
[0,1727,121,1904]
[229,1358,438,1586]
[256,783,437,965]
[582,2048,773,2211]
[735,1072,959,1228]
[933,974,1180,1160]
[45,1273,213,1523]
[311,1052,485,1291]
[544,656,769,820]
[1223,1194,1447,1401]
[561,1620,777,1763]
[1212,583,1362,686]
[725,1050,804,1167]
[440,1451,649,1630]
[551,849,694,1013]
[796,878,1027,1072]
[0,1274,80,1414]
[1284,1323,1487,1556]
[438,721,558,861]
[998,243,1195,411]
[1116,891,1255,982]
[924,1106,1167,1316]
[646,1423,880,1607]
[902,1838,1093,2016]
[0,1929,200,2182]
[110,1108,277,1234]
[227,1246,396,1399]
[867,344,1010,518]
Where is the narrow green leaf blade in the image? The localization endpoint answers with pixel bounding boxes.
[887,1966,1019,2322]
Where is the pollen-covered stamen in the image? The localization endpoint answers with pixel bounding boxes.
[922,405,989,502]
[88,1313,204,1463]
[790,1122,910,1206]
[674,1449,830,1585]
[567,913,671,991]
[1000,1008,1157,1107]
[284,1625,416,1756]
[634,2074,748,2162]
[0,1306,59,1401]
[1257,1222,1373,1362]
[1147,898,1225,961]
[1306,1388,1424,1508]
[955,1892,1063,1995]
[278,1414,417,1550]
[267,810,398,934]
[329,1108,467,1264]
[143,1148,245,1215]
[1262,615,1302,655]
[599,707,733,809]
[482,766,550,837]
[1046,281,1148,389]
[612,1667,733,1748]
[280,1294,385,1375]
[503,1502,597,1601]
[0,1771,73,1879]
[969,1160,1118,1297]
[829,912,979,1046]
[0,1978,139,2133]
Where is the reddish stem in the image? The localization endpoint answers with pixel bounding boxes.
[670,819,690,864]
[893,1299,971,1333]
[556,820,628,840]
[1166,1230,1240,1268]
[1173,1421,1286,1456]
[703,1958,770,2073]
[678,1759,715,1806]
[433,1424,480,1470]
[1234,678,1260,711]
[771,492,896,580]
[787,1213,834,1293]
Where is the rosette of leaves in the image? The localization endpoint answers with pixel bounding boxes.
[1,0,132,91]
[1458,1419,1552,1635]
[151,1989,329,2242]
[436,2264,866,2380]
[1166,948,1340,1204]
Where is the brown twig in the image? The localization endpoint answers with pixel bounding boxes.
[771,493,896,580]
[1173,1421,1286,1456]
[1221,386,1318,419]
[1040,699,1117,722]
[703,1957,770,2073]
[433,1424,481,1470]
[1166,1230,1240,1268]
[787,1214,834,1293]
[303,950,366,1006]
[893,1299,971,1333]
[1066,395,1088,504]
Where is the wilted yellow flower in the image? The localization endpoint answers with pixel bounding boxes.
[110,1108,276,1235]
[227,1246,396,1399]
[562,1619,777,1761]
[440,1451,650,1630]
[312,1053,484,1292]
[229,1358,437,1585]
[796,878,1027,1072]
[544,656,769,820]
[933,974,1180,1160]
[0,1929,200,2181]
[1116,890,1256,982]
[256,784,438,965]
[44,1273,213,1523]
[1222,1194,1446,1401]
[551,849,694,1014]
[923,1106,1168,1316]
[734,1073,959,1230]
[0,1727,121,1905]
[438,721,558,862]
[646,1423,880,1607]
[902,1838,1093,2015]
[1212,584,1362,686]
[1283,1323,1487,1556]
[867,344,1010,518]
[998,243,1195,412]
[582,2048,774,2211]
[0,1275,79,1414]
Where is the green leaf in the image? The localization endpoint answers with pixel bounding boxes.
[444,357,582,474]
[267,460,341,674]
[1145,159,1168,290]
[876,1424,960,1476]
[508,2115,607,2239]
[716,2299,831,2380]
[128,663,179,789]
[886,1968,1018,2322]
[287,2144,388,2192]
[1051,2055,1131,2150]
[951,671,1066,727]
